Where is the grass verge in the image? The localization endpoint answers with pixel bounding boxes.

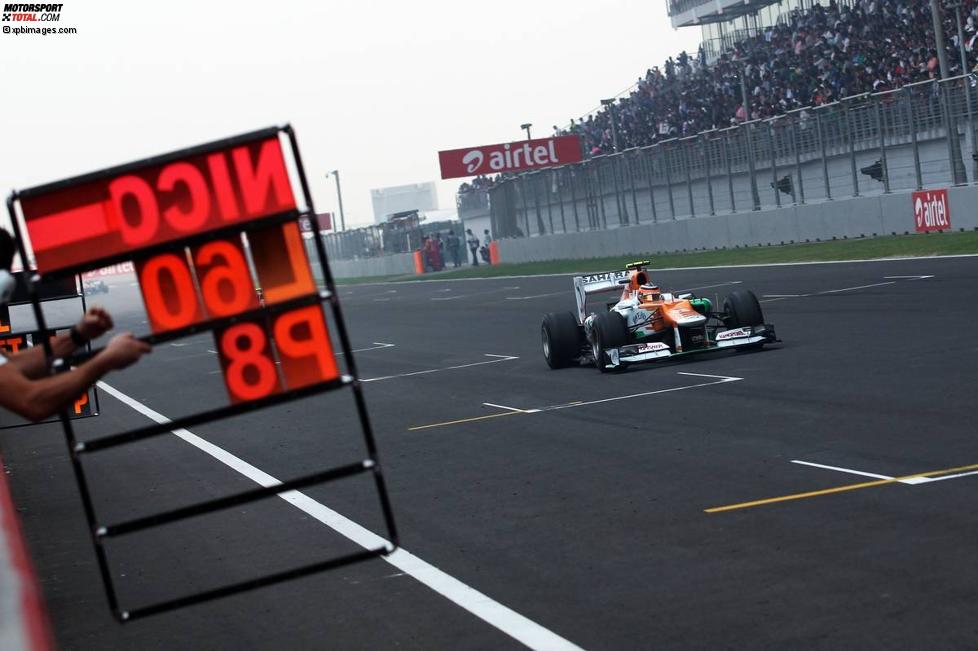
[333,230,978,284]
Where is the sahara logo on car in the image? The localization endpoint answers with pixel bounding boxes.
[637,342,669,353]
[716,328,751,340]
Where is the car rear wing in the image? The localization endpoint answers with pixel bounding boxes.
[572,270,629,324]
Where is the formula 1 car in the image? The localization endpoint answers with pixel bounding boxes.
[541,260,778,372]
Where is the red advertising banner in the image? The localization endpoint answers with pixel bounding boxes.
[913,189,951,232]
[438,135,582,179]
[20,135,296,275]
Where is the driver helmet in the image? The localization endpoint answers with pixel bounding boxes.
[640,283,661,301]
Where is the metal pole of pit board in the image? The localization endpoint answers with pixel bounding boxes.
[5,193,123,616]
[285,127,400,549]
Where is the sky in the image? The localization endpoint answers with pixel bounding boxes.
[0,0,701,229]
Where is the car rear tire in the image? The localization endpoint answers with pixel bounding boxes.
[723,290,764,328]
[542,312,581,369]
[592,311,628,373]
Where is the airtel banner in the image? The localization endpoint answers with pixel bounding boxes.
[439,135,583,179]
[913,189,951,232]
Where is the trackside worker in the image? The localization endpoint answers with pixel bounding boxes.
[0,228,151,422]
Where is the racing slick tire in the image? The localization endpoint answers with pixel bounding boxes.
[592,311,628,373]
[542,312,581,369]
[723,290,764,328]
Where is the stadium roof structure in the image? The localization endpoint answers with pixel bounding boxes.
[666,0,782,27]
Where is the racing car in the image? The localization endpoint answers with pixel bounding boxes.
[541,260,778,372]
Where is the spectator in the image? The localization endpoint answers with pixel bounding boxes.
[465,229,480,266]
[483,228,492,244]
[446,230,462,268]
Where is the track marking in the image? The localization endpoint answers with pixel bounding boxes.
[482,402,537,413]
[95,381,583,651]
[883,275,934,280]
[705,461,978,513]
[363,354,518,383]
[818,281,895,294]
[792,459,978,486]
[791,460,893,480]
[340,342,395,355]
[505,291,565,301]
[410,373,742,431]
[431,287,519,302]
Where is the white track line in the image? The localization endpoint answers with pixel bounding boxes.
[505,291,566,301]
[818,281,895,294]
[675,281,741,292]
[338,342,396,356]
[883,275,934,280]
[544,373,741,411]
[790,460,893,480]
[791,459,978,486]
[482,402,540,414]
[363,354,518,382]
[95,380,582,651]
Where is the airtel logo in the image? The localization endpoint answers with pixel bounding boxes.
[462,150,484,174]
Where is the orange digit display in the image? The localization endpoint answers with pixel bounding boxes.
[137,252,205,333]
[192,238,257,318]
[249,222,315,304]
[272,306,339,389]
[0,335,25,355]
[215,320,282,403]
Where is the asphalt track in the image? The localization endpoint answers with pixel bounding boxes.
[2,255,978,649]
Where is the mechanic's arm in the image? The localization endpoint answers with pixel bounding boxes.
[5,307,114,379]
[0,333,150,422]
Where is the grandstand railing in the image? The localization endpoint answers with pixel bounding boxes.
[488,74,978,239]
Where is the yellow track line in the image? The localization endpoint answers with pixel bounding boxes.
[408,410,526,431]
[706,462,978,513]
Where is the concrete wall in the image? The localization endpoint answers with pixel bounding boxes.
[323,252,417,279]
[497,184,978,263]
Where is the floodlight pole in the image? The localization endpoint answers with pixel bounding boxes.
[329,170,347,231]
[521,123,533,140]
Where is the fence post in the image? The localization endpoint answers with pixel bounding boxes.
[628,152,640,222]
[940,79,969,185]
[644,148,659,223]
[904,88,923,190]
[792,117,805,204]
[597,163,608,228]
[769,120,781,208]
[613,156,629,225]
[545,171,555,233]
[570,167,581,231]
[876,95,890,193]
[843,101,859,197]
[519,175,531,236]
[743,123,761,210]
[683,140,696,217]
[664,144,677,219]
[703,133,715,215]
[723,131,736,212]
[556,169,567,233]
[816,111,831,200]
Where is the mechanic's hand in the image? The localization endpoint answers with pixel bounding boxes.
[76,306,114,341]
[97,333,151,371]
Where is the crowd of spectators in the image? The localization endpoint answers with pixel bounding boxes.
[565,0,978,155]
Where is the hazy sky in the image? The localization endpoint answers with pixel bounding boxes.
[1,0,701,229]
